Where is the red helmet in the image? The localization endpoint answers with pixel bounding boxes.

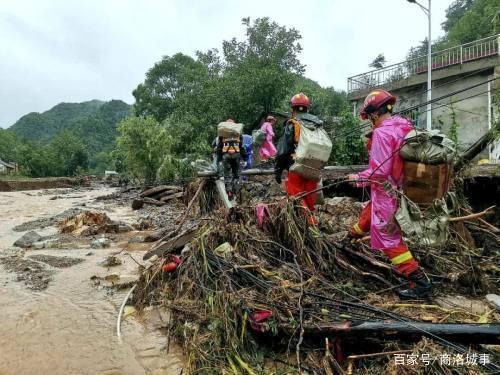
[290,92,311,108]
[360,89,396,120]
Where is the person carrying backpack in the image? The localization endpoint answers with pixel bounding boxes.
[259,115,277,160]
[216,119,246,200]
[348,89,432,300]
[241,134,253,169]
[275,93,331,225]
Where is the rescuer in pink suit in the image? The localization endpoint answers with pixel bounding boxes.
[349,89,432,300]
[259,116,277,160]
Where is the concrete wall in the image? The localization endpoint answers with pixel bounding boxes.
[350,67,497,158]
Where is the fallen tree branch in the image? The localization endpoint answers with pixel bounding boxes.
[342,247,392,271]
[449,206,495,222]
[160,191,184,202]
[142,197,165,206]
[462,208,500,233]
[175,179,206,230]
[335,256,393,287]
[140,185,181,198]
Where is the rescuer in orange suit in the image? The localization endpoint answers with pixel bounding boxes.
[275,93,319,225]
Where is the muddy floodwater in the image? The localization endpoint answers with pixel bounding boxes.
[0,187,183,375]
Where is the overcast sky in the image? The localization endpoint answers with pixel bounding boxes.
[0,0,450,127]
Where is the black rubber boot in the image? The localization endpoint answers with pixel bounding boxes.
[397,269,432,300]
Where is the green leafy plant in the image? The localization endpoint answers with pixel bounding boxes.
[448,100,460,146]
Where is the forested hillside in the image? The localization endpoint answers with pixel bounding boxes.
[1,99,131,176]
[9,99,131,148]
[10,100,104,141]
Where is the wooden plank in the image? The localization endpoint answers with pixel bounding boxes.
[140,185,181,198]
[142,197,165,206]
[156,187,183,199]
[143,227,199,260]
[159,191,184,202]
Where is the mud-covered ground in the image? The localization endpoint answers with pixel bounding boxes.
[0,183,184,375]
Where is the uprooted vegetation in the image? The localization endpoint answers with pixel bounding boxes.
[130,178,500,374]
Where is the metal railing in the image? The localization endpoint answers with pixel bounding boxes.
[347,34,500,94]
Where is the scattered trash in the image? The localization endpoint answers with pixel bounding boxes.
[162,262,178,273]
[123,306,137,319]
[214,242,233,258]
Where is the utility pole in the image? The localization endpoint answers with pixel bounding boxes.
[407,0,432,130]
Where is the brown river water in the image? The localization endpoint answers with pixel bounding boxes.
[0,187,183,375]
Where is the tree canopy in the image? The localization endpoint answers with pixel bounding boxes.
[369,54,387,69]
[407,0,499,60]
[131,17,348,166]
[5,16,358,180]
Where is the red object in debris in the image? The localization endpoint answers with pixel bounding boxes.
[249,309,272,333]
[170,255,182,265]
[162,262,178,273]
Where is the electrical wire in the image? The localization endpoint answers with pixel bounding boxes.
[331,76,498,142]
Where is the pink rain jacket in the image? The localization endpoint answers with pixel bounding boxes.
[354,116,413,251]
[259,121,277,159]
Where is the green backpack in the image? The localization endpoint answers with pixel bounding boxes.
[252,129,266,146]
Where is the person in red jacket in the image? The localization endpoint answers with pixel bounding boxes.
[349,89,432,300]
[275,93,321,225]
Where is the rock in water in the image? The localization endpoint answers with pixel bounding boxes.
[13,231,43,248]
[91,237,111,249]
[132,199,144,210]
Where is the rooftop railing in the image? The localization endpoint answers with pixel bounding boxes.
[347,34,500,95]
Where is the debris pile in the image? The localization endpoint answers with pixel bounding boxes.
[130,183,500,374]
[58,210,132,236]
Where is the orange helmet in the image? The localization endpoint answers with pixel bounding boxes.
[360,89,396,120]
[290,92,311,108]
